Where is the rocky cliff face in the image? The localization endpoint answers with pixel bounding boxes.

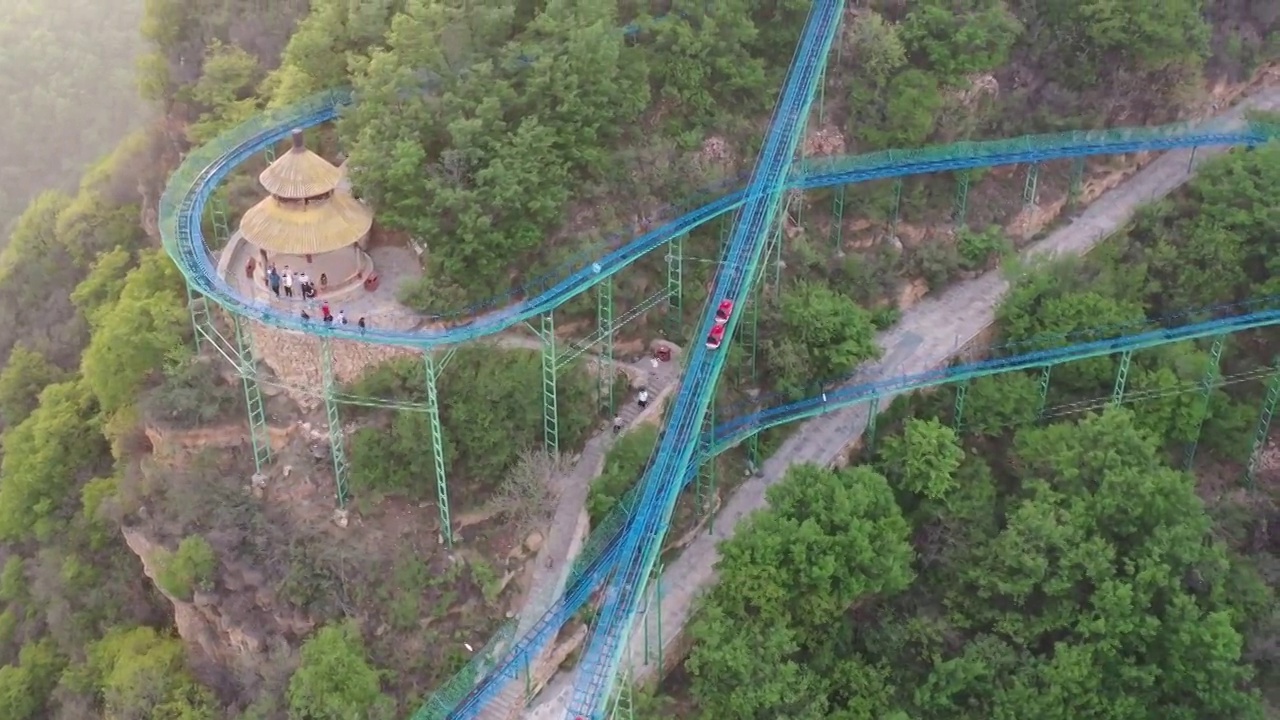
[121,524,311,701]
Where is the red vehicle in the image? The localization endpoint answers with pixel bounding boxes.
[705,324,726,350]
[714,299,734,325]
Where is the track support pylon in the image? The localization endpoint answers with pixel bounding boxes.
[320,338,350,507]
[233,315,272,474]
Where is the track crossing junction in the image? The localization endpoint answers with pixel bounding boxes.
[158,4,1280,718]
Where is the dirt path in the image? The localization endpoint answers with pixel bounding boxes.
[523,85,1280,719]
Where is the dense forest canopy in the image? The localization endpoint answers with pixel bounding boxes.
[0,0,1272,718]
[677,139,1280,720]
[0,0,147,233]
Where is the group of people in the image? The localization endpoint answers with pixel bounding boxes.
[300,301,367,331]
[245,261,368,331]
[264,264,324,300]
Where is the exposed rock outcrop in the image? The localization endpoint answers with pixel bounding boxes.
[122,525,310,700]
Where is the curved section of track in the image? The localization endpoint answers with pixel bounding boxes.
[159,93,1277,354]
[157,69,1280,720]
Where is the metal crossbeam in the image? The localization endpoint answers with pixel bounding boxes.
[557,288,670,370]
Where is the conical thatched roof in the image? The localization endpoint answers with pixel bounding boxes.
[258,129,343,199]
[240,192,373,255]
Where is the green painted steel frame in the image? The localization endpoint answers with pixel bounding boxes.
[696,399,716,522]
[539,313,560,456]
[1183,335,1226,470]
[890,178,904,236]
[665,234,684,341]
[1247,360,1280,488]
[424,350,455,545]
[829,184,845,251]
[1111,350,1133,406]
[953,379,969,433]
[1023,163,1040,207]
[598,279,616,417]
[1068,156,1086,208]
[232,314,272,474]
[210,195,230,246]
[1035,365,1052,419]
[953,170,970,226]
[320,338,351,506]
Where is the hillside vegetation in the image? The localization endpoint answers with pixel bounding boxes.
[0,0,1273,718]
[672,134,1280,720]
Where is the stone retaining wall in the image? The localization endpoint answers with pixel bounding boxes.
[250,322,418,409]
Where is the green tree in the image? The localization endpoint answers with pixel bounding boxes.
[288,623,392,720]
[186,40,263,143]
[764,280,880,398]
[0,380,107,541]
[0,639,64,720]
[86,627,215,720]
[156,535,217,600]
[80,250,188,416]
[877,418,964,502]
[900,0,1022,82]
[0,344,66,427]
[70,247,133,326]
[687,463,914,718]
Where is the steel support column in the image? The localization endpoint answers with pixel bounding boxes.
[953,380,969,433]
[767,201,787,295]
[1183,335,1225,470]
[865,396,880,453]
[665,234,684,341]
[1111,350,1133,407]
[1068,157,1086,208]
[1023,163,1040,207]
[953,170,970,227]
[890,178,904,236]
[597,279,615,416]
[1246,361,1280,488]
[187,285,210,353]
[539,312,560,457]
[1035,365,1052,420]
[830,184,846,252]
[424,352,453,545]
[696,399,716,522]
[742,265,764,467]
[608,666,634,720]
[210,195,230,247]
[320,339,350,507]
[231,315,271,474]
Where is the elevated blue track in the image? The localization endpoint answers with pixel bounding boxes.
[155,23,1280,720]
[562,0,846,715]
